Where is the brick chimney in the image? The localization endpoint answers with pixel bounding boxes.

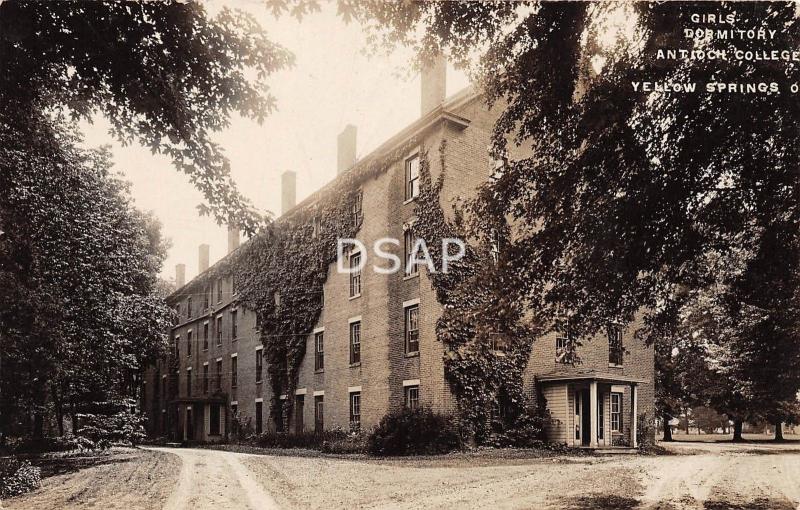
[227,225,240,254]
[421,53,447,116]
[281,170,296,215]
[337,124,357,174]
[199,244,210,273]
[175,263,186,288]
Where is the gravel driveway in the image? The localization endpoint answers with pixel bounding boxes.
[3,440,799,509]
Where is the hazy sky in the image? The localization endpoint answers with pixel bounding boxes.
[80,0,469,283]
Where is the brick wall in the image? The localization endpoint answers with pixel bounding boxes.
[144,92,656,442]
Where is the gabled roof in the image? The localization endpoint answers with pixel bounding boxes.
[169,85,483,300]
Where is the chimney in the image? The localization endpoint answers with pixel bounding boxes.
[227,225,240,254]
[199,244,210,273]
[175,263,186,288]
[281,170,296,215]
[421,53,447,116]
[337,124,357,174]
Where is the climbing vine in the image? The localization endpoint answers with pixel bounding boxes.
[230,140,418,428]
[413,140,548,443]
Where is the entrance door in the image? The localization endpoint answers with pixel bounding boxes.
[186,407,194,440]
[295,395,305,433]
[580,389,591,446]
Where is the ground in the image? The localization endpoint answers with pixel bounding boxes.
[2,436,799,509]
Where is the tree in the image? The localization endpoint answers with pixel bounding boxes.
[0,114,174,439]
[333,1,800,438]
[0,0,293,232]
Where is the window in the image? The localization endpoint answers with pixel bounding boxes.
[312,216,320,238]
[255,401,263,434]
[161,375,167,400]
[186,330,192,357]
[217,279,223,303]
[255,348,263,383]
[555,336,568,363]
[231,355,238,388]
[216,359,222,391]
[405,154,420,200]
[314,332,324,371]
[203,364,209,393]
[203,323,209,350]
[187,297,193,319]
[598,393,605,440]
[232,276,238,295]
[349,252,362,297]
[203,288,209,310]
[231,310,238,340]
[231,403,238,418]
[315,395,324,432]
[174,336,180,360]
[349,392,361,428]
[489,334,506,353]
[405,304,419,354]
[210,404,220,435]
[608,324,623,366]
[405,386,419,410]
[216,316,223,345]
[490,229,500,264]
[352,190,363,227]
[186,368,192,397]
[404,230,419,276]
[611,392,622,432]
[349,321,361,364]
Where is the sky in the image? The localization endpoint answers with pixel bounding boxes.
[79,0,469,283]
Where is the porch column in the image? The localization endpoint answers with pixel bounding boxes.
[589,380,598,447]
[631,384,638,448]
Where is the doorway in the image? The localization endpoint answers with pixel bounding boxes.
[186,407,194,440]
[581,389,591,446]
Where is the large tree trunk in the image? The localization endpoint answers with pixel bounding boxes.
[33,412,44,439]
[732,418,744,442]
[662,412,673,441]
[52,384,64,436]
[774,421,784,441]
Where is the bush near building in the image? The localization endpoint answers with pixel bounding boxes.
[368,408,462,456]
[0,458,41,499]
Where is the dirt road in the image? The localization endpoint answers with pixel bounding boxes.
[158,447,278,510]
[4,441,800,509]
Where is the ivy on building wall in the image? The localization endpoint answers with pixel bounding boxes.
[229,140,418,428]
[413,140,548,443]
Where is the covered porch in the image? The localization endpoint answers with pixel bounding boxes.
[168,395,228,443]
[538,372,646,448]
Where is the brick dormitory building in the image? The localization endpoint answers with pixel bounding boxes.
[143,57,654,449]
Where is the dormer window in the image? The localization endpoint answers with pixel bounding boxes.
[608,324,624,366]
[405,154,420,201]
[187,297,193,319]
[352,190,363,227]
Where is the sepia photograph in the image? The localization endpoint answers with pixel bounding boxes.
[0,1,798,509]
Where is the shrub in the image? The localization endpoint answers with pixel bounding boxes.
[0,458,41,499]
[5,436,94,455]
[368,407,462,456]
[252,428,368,454]
[482,410,549,448]
[77,409,146,447]
[320,428,368,454]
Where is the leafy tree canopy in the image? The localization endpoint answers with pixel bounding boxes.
[0,0,293,232]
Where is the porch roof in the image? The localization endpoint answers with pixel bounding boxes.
[536,370,647,385]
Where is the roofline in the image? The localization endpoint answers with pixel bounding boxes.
[536,373,648,384]
[167,85,483,300]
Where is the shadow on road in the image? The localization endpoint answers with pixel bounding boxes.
[558,494,640,510]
